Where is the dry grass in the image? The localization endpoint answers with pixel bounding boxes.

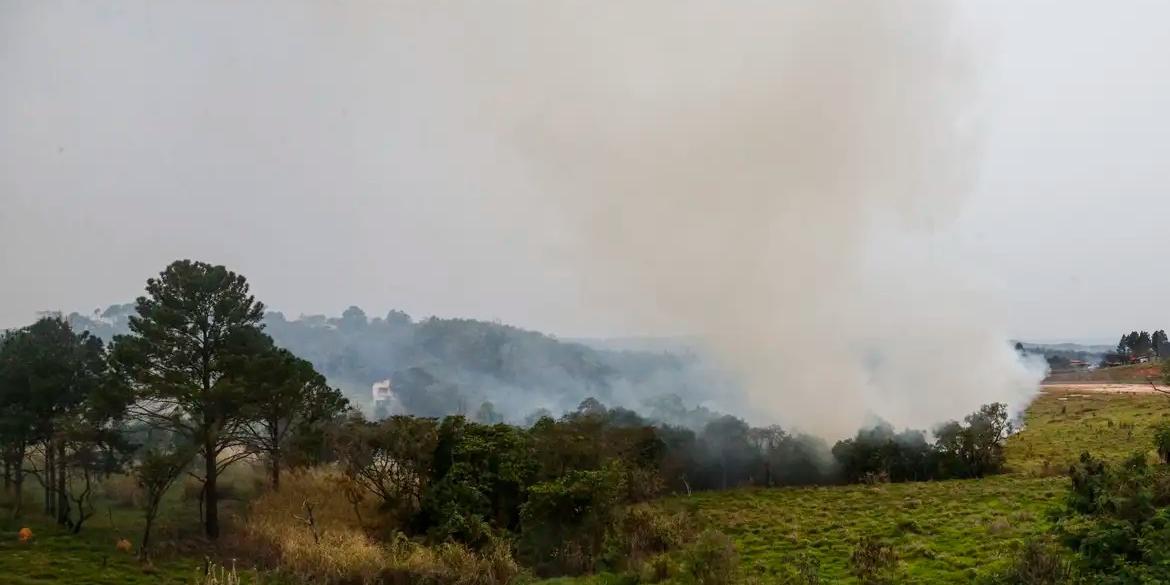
[100,474,143,509]
[238,468,523,585]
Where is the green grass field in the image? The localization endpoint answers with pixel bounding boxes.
[657,388,1170,583]
[0,516,210,585]
[0,467,266,585]
[3,389,1167,584]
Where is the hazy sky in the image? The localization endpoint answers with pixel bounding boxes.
[2,1,1168,343]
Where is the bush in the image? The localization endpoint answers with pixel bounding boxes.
[518,463,627,576]
[1054,449,1170,582]
[683,530,737,585]
[983,539,1077,585]
[1153,422,1170,464]
[603,504,695,571]
[849,537,898,585]
[238,469,522,585]
[635,553,677,584]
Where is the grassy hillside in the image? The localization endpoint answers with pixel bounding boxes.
[645,388,1170,583]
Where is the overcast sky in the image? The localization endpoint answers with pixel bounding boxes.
[2,1,1168,344]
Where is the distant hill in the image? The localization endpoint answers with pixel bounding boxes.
[1017,341,1110,368]
[1020,341,1114,354]
[67,304,732,426]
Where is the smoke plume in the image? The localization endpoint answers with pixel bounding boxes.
[406,1,1044,436]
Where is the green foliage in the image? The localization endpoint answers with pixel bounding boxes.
[234,338,348,489]
[132,447,195,560]
[605,504,694,572]
[111,260,269,539]
[981,539,1078,585]
[333,414,439,523]
[1154,423,1170,465]
[935,402,1013,478]
[831,424,932,483]
[0,315,132,529]
[519,462,627,575]
[833,403,1013,484]
[1053,448,1170,583]
[422,417,537,544]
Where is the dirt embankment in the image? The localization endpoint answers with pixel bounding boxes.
[1044,362,1163,384]
[1041,382,1164,394]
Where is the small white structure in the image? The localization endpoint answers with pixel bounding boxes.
[372,379,393,403]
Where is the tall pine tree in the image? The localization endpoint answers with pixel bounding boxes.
[112,260,265,539]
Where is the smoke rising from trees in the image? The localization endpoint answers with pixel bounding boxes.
[24,2,1046,438]
[418,1,1046,435]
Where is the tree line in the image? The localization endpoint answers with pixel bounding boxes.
[1113,329,1169,360]
[282,394,1011,576]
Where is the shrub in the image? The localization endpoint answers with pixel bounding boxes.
[518,462,627,576]
[983,539,1077,585]
[1153,422,1170,464]
[849,537,898,585]
[239,468,522,585]
[683,530,738,585]
[604,504,695,570]
[635,553,676,584]
[1054,450,1170,582]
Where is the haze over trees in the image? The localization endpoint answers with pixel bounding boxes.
[0,316,131,530]
[70,302,733,429]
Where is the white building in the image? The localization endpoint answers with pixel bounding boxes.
[372,379,392,403]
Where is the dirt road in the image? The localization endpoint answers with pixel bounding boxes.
[1041,383,1163,394]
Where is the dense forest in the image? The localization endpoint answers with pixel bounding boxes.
[66,304,733,428]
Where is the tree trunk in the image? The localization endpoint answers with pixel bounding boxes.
[11,446,24,518]
[203,447,219,539]
[45,442,55,517]
[12,473,23,518]
[271,447,281,491]
[139,509,156,561]
[57,441,69,526]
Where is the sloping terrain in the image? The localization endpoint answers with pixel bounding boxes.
[643,388,1170,583]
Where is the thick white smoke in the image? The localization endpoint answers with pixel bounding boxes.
[390,1,1046,435]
